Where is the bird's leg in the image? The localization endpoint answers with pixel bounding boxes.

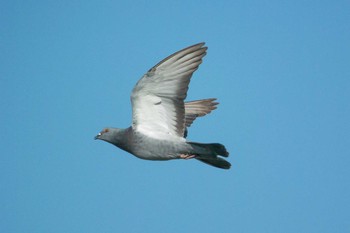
[179,154,196,160]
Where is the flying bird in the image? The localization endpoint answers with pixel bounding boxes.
[95,43,231,169]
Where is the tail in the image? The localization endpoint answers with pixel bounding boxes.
[187,142,231,169]
[196,157,231,170]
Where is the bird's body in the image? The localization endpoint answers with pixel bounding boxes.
[99,127,189,160]
[95,43,231,169]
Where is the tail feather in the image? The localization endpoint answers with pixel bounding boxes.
[187,142,231,169]
[188,142,229,157]
[196,157,231,169]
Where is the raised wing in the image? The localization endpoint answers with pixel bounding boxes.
[184,98,218,127]
[131,43,207,140]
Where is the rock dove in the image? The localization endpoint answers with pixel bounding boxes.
[95,42,231,169]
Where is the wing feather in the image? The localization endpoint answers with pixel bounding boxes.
[184,98,219,127]
[131,43,207,140]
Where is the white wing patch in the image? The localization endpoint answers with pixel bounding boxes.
[132,94,183,140]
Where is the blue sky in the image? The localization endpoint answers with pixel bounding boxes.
[1,0,349,232]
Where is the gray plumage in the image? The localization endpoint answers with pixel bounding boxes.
[95,43,231,169]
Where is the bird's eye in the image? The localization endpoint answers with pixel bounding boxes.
[103,128,109,133]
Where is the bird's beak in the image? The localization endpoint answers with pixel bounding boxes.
[94,133,101,140]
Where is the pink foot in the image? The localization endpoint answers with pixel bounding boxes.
[179,154,196,160]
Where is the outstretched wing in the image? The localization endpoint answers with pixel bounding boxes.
[131,43,207,140]
[184,98,218,128]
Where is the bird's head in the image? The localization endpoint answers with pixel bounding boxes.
[94,128,112,141]
[94,127,128,149]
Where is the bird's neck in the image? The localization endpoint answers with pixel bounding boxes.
[110,127,133,152]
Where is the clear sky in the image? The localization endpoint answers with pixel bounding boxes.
[1,0,349,232]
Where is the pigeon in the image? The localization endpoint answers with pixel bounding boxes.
[95,42,231,169]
